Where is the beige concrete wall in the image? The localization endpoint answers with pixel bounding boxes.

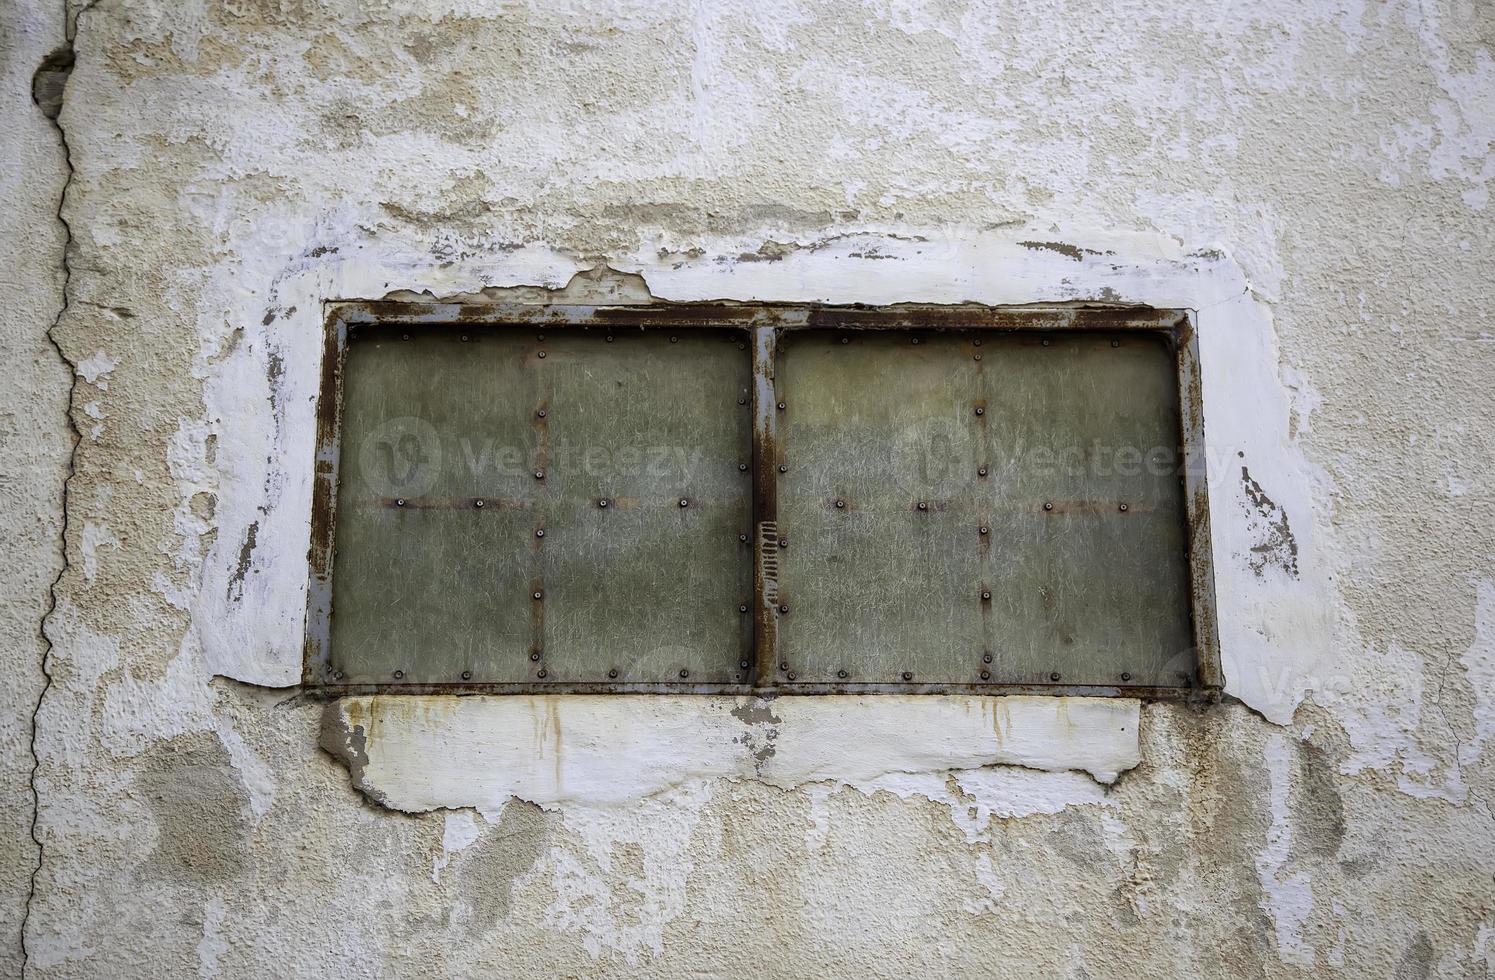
[8,0,1494,976]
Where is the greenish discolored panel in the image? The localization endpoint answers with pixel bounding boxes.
[774,329,1192,688]
[328,325,752,685]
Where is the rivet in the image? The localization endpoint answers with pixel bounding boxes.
[1120,672,1132,682]
[461,334,469,342]
[980,590,991,600]
[393,669,405,679]
[537,350,546,358]
[778,464,788,473]
[401,333,410,341]
[778,604,789,614]
[917,501,928,511]
[536,409,547,418]
[537,668,548,679]
[474,499,485,508]
[608,668,619,679]
[983,652,993,664]
[395,498,406,507]
[973,338,982,347]
[834,499,845,509]
[534,469,545,480]
[333,670,344,680]
[1041,338,1051,347]
[1050,671,1061,682]
[974,406,985,416]
[737,395,747,405]
[837,669,848,678]
[980,670,991,680]
[973,353,982,361]
[679,498,690,508]
[902,671,913,681]
[780,662,789,671]
[776,401,786,411]
[599,498,610,508]
[739,660,750,669]
[911,337,920,345]
[786,671,797,680]
[533,590,543,600]
[840,336,850,344]
[979,526,989,535]
[605,335,614,343]
[739,463,749,471]
[530,652,541,662]
[978,466,988,477]
[738,342,746,350]
[1043,501,1054,511]
[777,537,787,548]
[1111,339,1120,348]
[535,528,545,538]
[461,670,472,681]
[738,533,749,542]
[1119,502,1129,512]
[679,669,689,679]
[670,336,679,343]
[739,604,749,614]
[537,334,545,341]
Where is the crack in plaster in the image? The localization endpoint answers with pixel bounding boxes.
[23,2,90,970]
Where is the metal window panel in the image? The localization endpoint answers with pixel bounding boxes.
[322,324,752,686]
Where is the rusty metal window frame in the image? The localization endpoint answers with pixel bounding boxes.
[306,301,1221,700]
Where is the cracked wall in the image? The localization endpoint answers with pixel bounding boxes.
[9,0,1495,976]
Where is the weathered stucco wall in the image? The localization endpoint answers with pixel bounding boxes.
[9,0,1495,976]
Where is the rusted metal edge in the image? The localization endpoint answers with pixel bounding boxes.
[303,305,348,685]
[750,325,781,686]
[1174,312,1224,693]
[302,681,1220,701]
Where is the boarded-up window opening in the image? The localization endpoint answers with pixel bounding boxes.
[306,304,1220,699]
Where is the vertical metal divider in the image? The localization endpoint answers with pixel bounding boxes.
[750,324,781,688]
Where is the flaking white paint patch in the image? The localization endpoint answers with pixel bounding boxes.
[324,694,1140,811]
[1256,730,1315,968]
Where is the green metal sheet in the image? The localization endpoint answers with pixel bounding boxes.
[774,329,1192,687]
[327,326,752,684]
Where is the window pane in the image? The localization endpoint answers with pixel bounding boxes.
[774,329,1193,687]
[328,326,753,685]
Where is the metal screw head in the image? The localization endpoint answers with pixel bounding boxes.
[670,336,678,343]
[917,501,928,511]
[608,668,619,679]
[393,669,405,679]
[1120,672,1132,682]
[837,669,848,679]
[834,499,845,509]
[1050,671,1061,682]
[780,662,789,671]
[1041,338,1051,347]
[840,336,850,344]
[461,334,469,342]
[739,604,749,614]
[738,395,747,405]
[973,338,982,347]
[777,537,787,548]
[778,464,788,473]
[738,342,746,350]
[738,533,749,542]
[980,590,991,600]
[776,401,786,411]
[535,528,545,538]
[475,499,485,508]
[778,604,789,614]
[786,671,797,680]
[974,406,985,416]
[902,671,913,681]
[605,335,614,343]
[537,334,545,342]
[739,660,750,669]
[536,409,547,418]
[1111,339,1120,348]
[973,353,982,361]
[536,668,548,679]
[537,351,546,358]
[978,466,988,477]
[980,670,991,681]
[598,498,609,508]
[983,652,993,664]
[532,590,543,600]
[530,651,541,661]
[333,670,344,680]
[739,462,748,471]
[401,333,410,341]
[679,669,689,679]
[679,498,690,508]
[1119,502,1129,512]
[534,469,545,480]
[461,670,472,681]
[979,526,989,535]
[911,337,920,345]
[1043,501,1054,511]
[395,498,406,507]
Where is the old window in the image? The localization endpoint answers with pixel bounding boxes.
[306,304,1219,697]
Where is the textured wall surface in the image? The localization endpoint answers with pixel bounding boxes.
[7,0,1495,976]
